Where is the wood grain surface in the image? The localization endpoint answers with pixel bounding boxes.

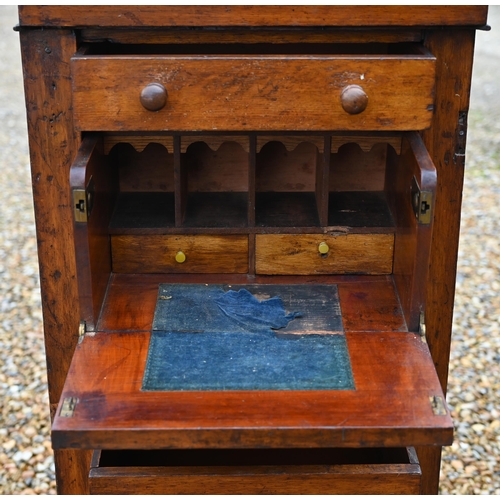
[96,274,402,333]
[70,136,117,331]
[89,453,421,495]
[19,6,488,28]
[417,28,479,494]
[18,5,486,494]
[338,280,407,332]
[71,55,436,131]
[255,233,394,275]
[19,28,92,495]
[51,329,452,450]
[111,235,249,274]
[386,132,437,332]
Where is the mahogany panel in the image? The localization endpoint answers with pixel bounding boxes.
[70,136,117,331]
[339,280,407,332]
[418,28,478,495]
[255,233,394,275]
[70,54,436,131]
[19,6,488,28]
[51,330,452,449]
[386,132,437,332]
[111,235,249,274]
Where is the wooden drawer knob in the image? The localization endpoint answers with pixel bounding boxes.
[318,242,330,255]
[140,83,167,111]
[340,85,368,115]
[175,251,186,263]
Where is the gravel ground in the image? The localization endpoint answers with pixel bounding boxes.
[0,5,498,495]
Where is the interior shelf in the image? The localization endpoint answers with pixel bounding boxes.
[110,192,175,229]
[184,192,248,228]
[328,191,394,228]
[256,192,320,227]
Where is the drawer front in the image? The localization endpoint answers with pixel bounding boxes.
[111,235,248,274]
[255,234,394,275]
[72,54,435,132]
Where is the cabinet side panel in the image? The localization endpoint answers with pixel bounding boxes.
[419,28,477,495]
[19,28,92,494]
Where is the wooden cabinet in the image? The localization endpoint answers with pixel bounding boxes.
[18,6,488,495]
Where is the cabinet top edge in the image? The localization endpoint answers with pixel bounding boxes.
[18,5,488,29]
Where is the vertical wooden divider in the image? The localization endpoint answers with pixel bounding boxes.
[248,135,257,274]
[317,135,331,226]
[174,135,186,227]
[248,135,256,227]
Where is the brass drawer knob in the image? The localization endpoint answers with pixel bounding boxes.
[140,83,167,111]
[340,85,368,115]
[175,251,186,263]
[318,242,329,255]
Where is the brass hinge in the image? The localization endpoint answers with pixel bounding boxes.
[430,396,447,416]
[411,176,433,225]
[78,320,86,344]
[59,397,78,418]
[73,176,95,223]
[419,311,427,343]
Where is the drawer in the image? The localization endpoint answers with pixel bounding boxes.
[255,233,394,275]
[89,447,422,495]
[111,235,249,274]
[71,46,435,132]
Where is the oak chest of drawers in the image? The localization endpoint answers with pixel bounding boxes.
[18,6,488,495]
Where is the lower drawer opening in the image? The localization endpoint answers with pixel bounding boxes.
[97,446,411,467]
[90,447,422,495]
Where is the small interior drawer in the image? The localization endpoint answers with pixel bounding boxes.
[255,233,394,275]
[71,44,435,132]
[111,234,249,274]
[89,447,422,495]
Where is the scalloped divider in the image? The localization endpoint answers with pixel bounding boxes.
[181,136,249,153]
[331,134,402,154]
[257,136,324,153]
[104,135,174,155]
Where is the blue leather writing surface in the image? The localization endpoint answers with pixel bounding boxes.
[142,284,354,391]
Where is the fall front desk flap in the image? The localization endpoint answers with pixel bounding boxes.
[144,283,354,391]
[51,282,453,450]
